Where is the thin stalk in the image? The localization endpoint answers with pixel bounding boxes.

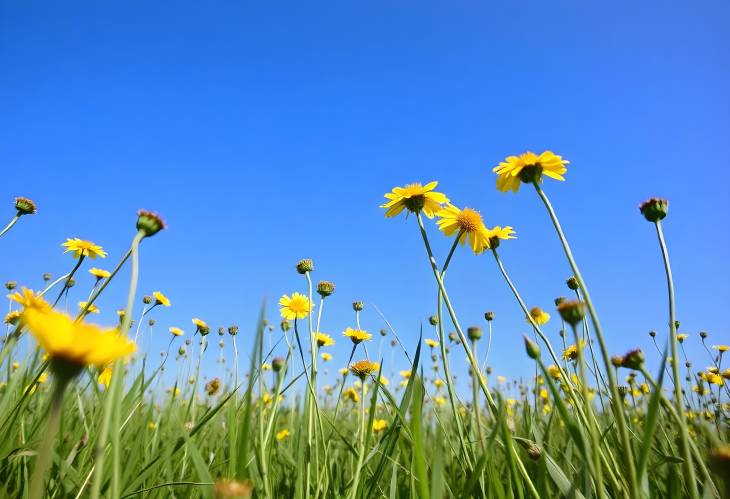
[654,220,698,498]
[348,380,367,499]
[533,181,638,498]
[0,214,20,239]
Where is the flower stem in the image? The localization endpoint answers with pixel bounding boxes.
[654,220,698,499]
[348,381,367,499]
[533,182,639,497]
[0,214,20,239]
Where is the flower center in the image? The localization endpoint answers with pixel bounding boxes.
[456,208,483,233]
[518,163,543,183]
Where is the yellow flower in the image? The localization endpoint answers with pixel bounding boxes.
[372,419,388,433]
[261,363,272,371]
[497,375,506,384]
[676,333,688,343]
[4,310,21,325]
[192,318,208,330]
[339,367,349,376]
[12,361,20,371]
[433,396,446,407]
[381,181,449,218]
[343,327,372,344]
[279,292,313,320]
[314,332,335,347]
[721,368,730,380]
[528,307,550,325]
[169,327,184,337]
[539,388,549,400]
[350,360,379,379]
[562,340,586,361]
[62,238,107,259]
[153,291,171,307]
[378,374,389,386]
[8,287,50,311]
[425,338,439,348]
[436,204,490,254]
[485,226,517,247]
[492,151,569,193]
[399,370,412,378]
[147,421,157,430]
[21,307,136,370]
[712,345,729,353]
[276,429,291,441]
[705,372,724,386]
[320,352,333,362]
[343,387,359,402]
[98,367,112,387]
[433,379,444,388]
[78,301,100,314]
[88,268,111,279]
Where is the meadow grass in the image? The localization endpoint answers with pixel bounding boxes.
[1,154,729,498]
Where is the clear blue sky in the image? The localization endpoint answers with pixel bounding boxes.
[2,2,729,393]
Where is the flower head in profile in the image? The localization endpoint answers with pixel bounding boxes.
[192,318,209,335]
[399,370,412,379]
[279,292,313,320]
[169,327,184,337]
[276,428,291,441]
[527,307,550,326]
[436,204,491,254]
[343,387,359,402]
[485,226,516,249]
[562,340,586,361]
[343,327,372,345]
[314,332,335,347]
[321,352,332,362]
[713,345,729,353]
[205,378,222,395]
[4,310,21,325]
[493,151,569,193]
[89,268,111,280]
[381,181,449,218]
[62,238,107,259]
[350,359,379,379]
[153,291,171,307]
[21,307,136,375]
[339,367,349,376]
[78,301,100,314]
[8,287,51,312]
[425,338,439,348]
[547,365,562,380]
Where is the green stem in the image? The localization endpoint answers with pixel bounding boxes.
[28,377,68,499]
[654,220,698,499]
[348,381,367,499]
[533,181,638,499]
[0,214,20,239]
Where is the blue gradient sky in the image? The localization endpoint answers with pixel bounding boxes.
[2,2,729,393]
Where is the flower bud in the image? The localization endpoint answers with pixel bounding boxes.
[621,349,645,370]
[136,209,166,237]
[218,327,225,336]
[272,357,286,372]
[143,295,152,304]
[296,259,314,274]
[352,301,364,312]
[316,280,335,297]
[484,311,495,322]
[448,332,457,343]
[566,276,579,291]
[611,355,623,368]
[148,318,156,326]
[379,329,387,337]
[428,315,438,326]
[178,346,186,356]
[43,273,51,282]
[5,281,16,290]
[556,300,585,327]
[228,325,239,336]
[15,197,37,215]
[639,198,668,222]
[554,296,567,306]
[280,320,290,332]
[523,335,540,359]
[649,330,656,338]
[700,331,708,339]
[467,326,482,341]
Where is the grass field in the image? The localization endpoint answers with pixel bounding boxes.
[1,153,728,498]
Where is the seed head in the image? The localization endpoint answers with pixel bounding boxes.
[566,276,579,291]
[15,197,36,216]
[649,330,656,338]
[611,355,623,368]
[316,280,335,297]
[379,328,387,337]
[467,326,483,341]
[352,301,364,312]
[143,295,152,305]
[484,311,495,322]
[228,325,239,336]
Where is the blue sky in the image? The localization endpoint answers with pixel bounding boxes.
[1,1,729,394]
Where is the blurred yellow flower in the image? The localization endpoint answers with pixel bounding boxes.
[8,287,50,311]
[399,370,412,378]
[279,292,313,320]
[169,327,184,337]
[339,367,349,376]
[22,307,136,370]
[88,268,111,279]
[98,367,112,387]
[4,310,21,325]
[276,428,291,441]
[192,318,208,330]
[343,387,359,402]
[528,307,550,325]
[153,291,171,307]
[433,396,446,406]
[712,345,729,353]
[485,226,517,247]
[372,419,388,433]
[315,332,335,347]
[562,340,586,361]
[436,204,490,254]
[320,352,332,362]
[381,181,449,219]
[261,363,272,371]
[343,327,372,344]
[676,333,688,343]
[147,421,157,430]
[378,374,389,386]
[497,375,506,384]
[425,338,439,348]
[492,151,569,193]
[62,238,107,259]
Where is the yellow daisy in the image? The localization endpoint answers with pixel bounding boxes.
[8,287,50,311]
[21,307,136,370]
[314,332,335,347]
[89,268,111,280]
[169,327,184,337]
[562,340,586,361]
[547,365,561,380]
[527,307,550,325]
[712,345,729,353]
[320,352,333,362]
[343,387,359,402]
[62,238,107,259]
[343,327,372,344]
[399,370,412,378]
[425,338,439,348]
[192,318,208,329]
[279,292,313,320]
[350,360,379,379]
[153,291,171,307]
[381,181,449,219]
[436,204,490,254]
[4,310,21,325]
[372,419,388,433]
[339,367,349,376]
[485,226,516,248]
[98,367,112,387]
[493,151,569,193]
[276,429,291,441]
